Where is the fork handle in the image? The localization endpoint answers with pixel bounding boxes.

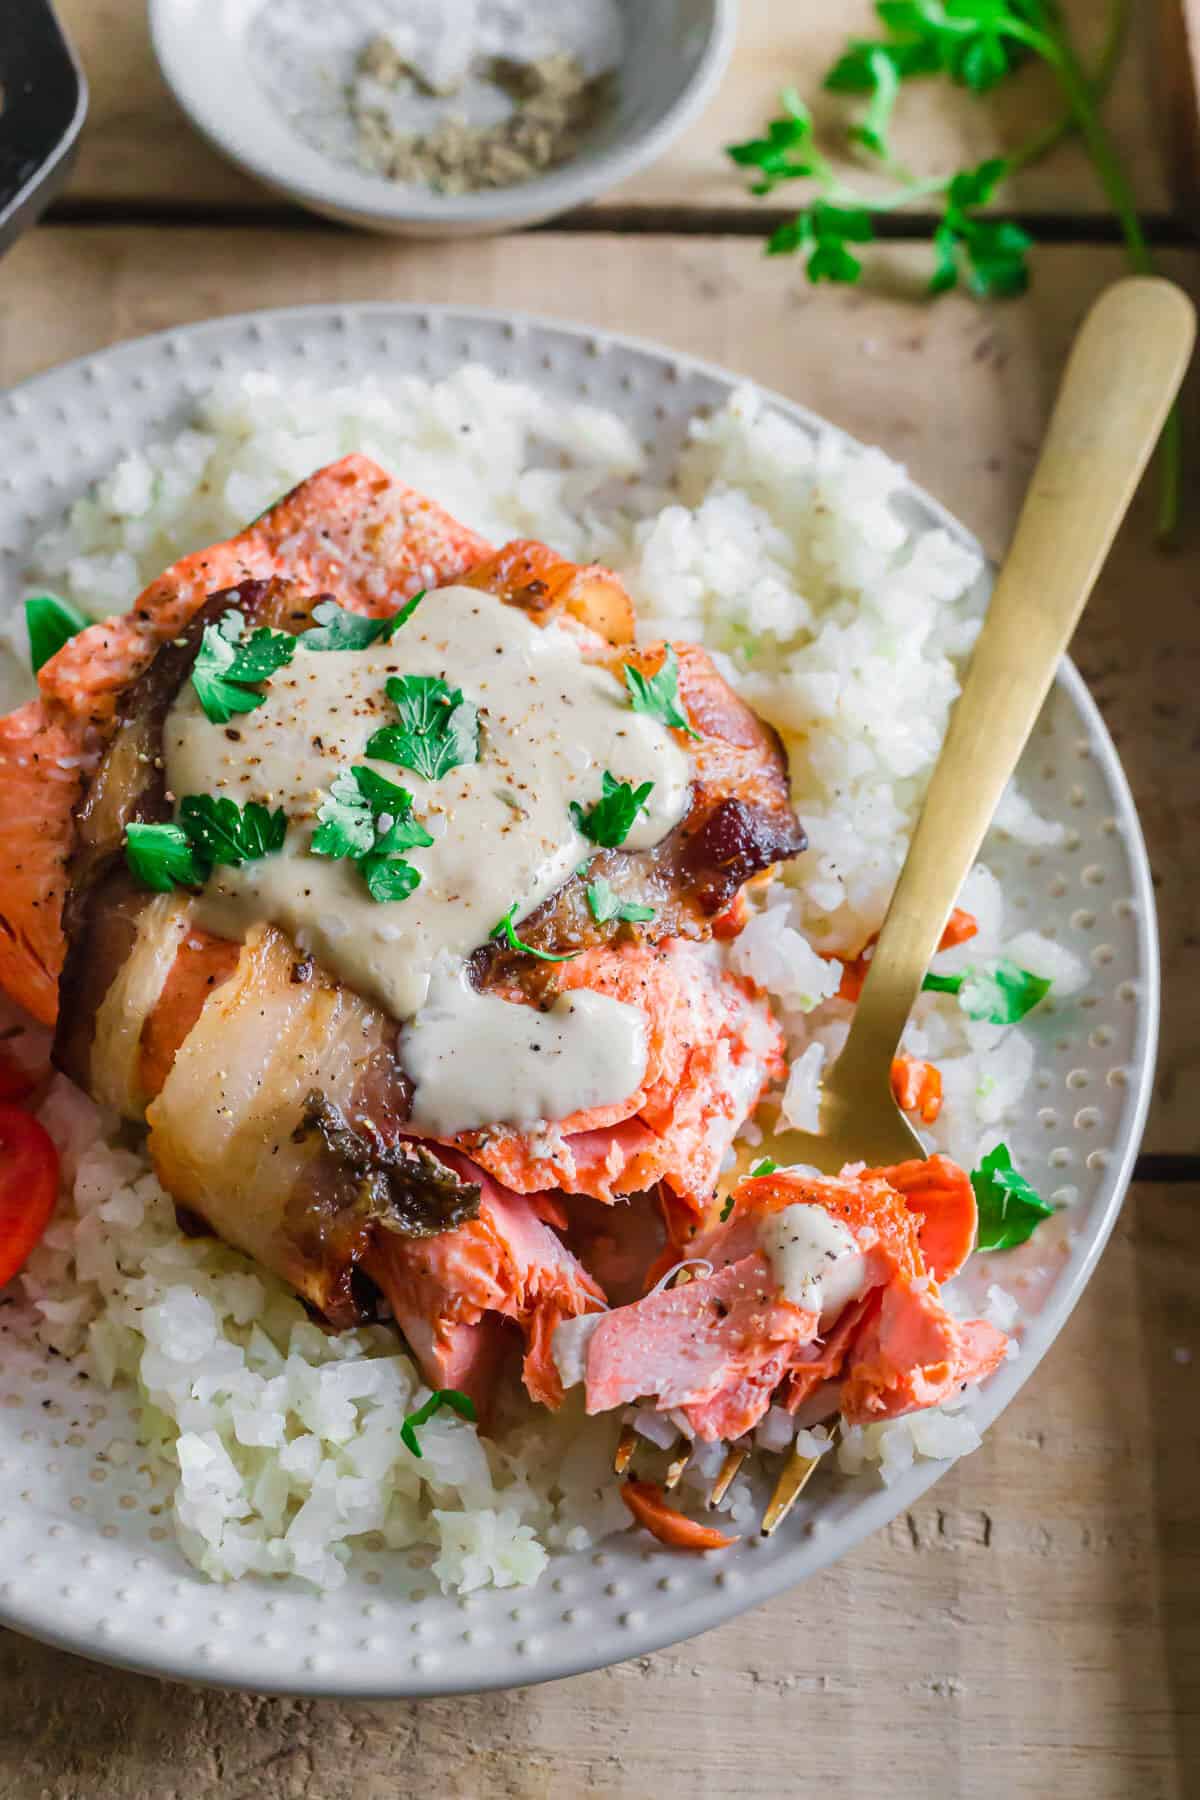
[830,277,1194,1095]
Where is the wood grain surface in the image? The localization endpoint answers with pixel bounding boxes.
[56,0,1174,218]
[0,1178,1194,1799]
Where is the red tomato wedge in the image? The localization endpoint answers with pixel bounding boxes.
[621,1480,738,1551]
[0,1049,39,1102]
[0,1103,59,1286]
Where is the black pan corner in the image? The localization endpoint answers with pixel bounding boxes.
[0,0,88,256]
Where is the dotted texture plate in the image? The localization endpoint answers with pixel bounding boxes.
[0,306,1158,1697]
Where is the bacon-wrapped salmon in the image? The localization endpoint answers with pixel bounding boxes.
[14,466,806,1414]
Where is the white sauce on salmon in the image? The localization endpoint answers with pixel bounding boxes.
[163,585,686,1128]
[758,1203,865,1318]
[403,958,648,1134]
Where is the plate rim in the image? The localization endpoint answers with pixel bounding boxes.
[0,299,1161,1697]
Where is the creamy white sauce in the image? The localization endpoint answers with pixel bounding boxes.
[758,1203,866,1318]
[403,958,647,1135]
[163,585,690,1032]
[551,1311,604,1392]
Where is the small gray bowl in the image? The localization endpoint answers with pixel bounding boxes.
[150,0,738,237]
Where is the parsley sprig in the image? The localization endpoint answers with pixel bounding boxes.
[400,1387,478,1459]
[25,593,88,674]
[725,2,1179,535]
[570,772,654,849]
[623,645,701,740]
[923,956,1051,1024]
[192,610,296,724]
[125,796,286,892]
[491,902,581,962]
[585,877,655,927]
[301,590,425,652]
[312,765,433,905]
[367,674,480,782]
[971,1141,1053,1249]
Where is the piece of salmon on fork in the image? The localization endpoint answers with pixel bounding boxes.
[581,1160,1004,1537]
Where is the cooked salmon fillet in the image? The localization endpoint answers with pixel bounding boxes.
[0,457,491,1024]
[21,455,828,1436]
[367,1154,606,1414]
[446,940,784,1218]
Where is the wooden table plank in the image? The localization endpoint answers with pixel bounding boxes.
[1,225,1196,1152]
[1,1181,1194,1796]
[57,0,1174,219]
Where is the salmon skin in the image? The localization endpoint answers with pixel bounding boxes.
[0,456,491,1024]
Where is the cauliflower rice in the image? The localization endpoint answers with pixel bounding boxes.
[2,367,1084,1593]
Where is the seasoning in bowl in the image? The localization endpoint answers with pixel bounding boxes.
[251,0,622,195]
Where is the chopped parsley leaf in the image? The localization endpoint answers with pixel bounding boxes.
[179,795,287,867]
[124,796,285,893]
[491,902,581,963]
[362,855,422,905]
[971,1143,1053,1251]
[191,613,296,724]
[923,957,1051,1024]
[623,645,701,740]
[718,1194,735,1223]
[25,593,88,674]
[366,674,480,782]
[585,877,655,926]
[400,1387,477,1459]
[301,589,426,652]
[124,821,208,893]
[311,765,432,904]
[570,771,654,848]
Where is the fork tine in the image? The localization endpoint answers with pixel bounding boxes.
[760,1440,826,1536]
[707,1445,746,1508]
[663,1441,691,1490]
[613,1423,637,1476]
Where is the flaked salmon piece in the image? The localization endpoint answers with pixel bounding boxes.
[0,703,87,1024]
[839,1278,1007,1423]
[891,1053,944,1123]
[447,941,784,1214]
[0,458,492,1026]
[574,1160,1003,1440]
[462,539,635,647]
[583,1254,815,1427]
[366,1156,606,1413]
[835,906,978,1003]
[877,1155,978,1281]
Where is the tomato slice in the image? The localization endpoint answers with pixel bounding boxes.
[0,1049,39,1102]
[0,1104,59,1286]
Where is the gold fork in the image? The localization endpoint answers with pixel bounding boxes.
[737,277,1194,1532]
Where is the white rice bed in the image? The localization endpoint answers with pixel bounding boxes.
[6,369,1084,1593]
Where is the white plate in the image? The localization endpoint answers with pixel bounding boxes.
[0,305,1157,1696]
